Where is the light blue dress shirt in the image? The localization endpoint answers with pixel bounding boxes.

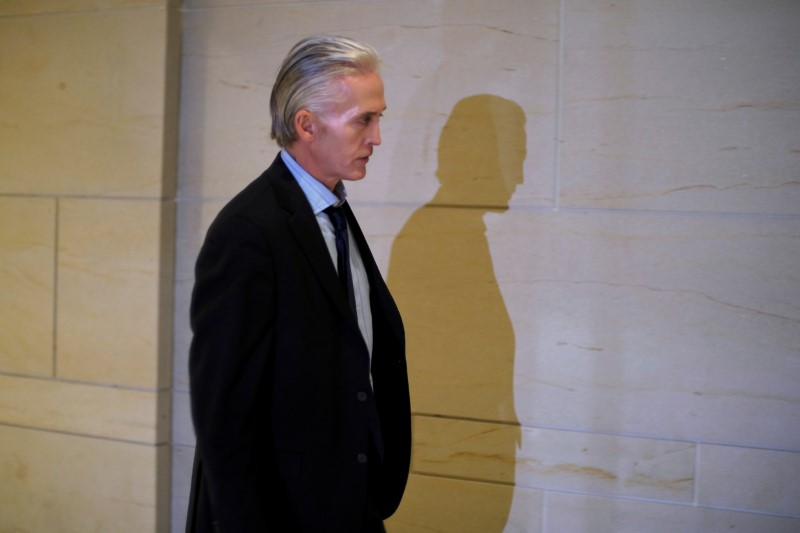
[280,150,374,374]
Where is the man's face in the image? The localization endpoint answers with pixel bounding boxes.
[308,71,386,189]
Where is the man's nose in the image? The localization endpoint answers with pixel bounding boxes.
[369,120,382,146]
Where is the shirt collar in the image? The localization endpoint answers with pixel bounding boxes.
[281,150,348,214]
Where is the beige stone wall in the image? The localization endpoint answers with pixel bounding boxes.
[3,0,799,532]
[172,1,800,532]
[0,0,179,531]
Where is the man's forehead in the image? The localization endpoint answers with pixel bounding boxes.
[315,72,384,115]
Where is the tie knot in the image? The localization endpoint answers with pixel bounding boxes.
[324,205,347,232]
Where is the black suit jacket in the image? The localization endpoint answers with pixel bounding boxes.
[186,155,411,532]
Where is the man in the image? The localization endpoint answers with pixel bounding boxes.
[186,35,411,532]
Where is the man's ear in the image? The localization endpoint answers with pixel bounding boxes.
[294,109,315,142]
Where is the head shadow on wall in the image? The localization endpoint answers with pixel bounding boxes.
[387,94,526,529]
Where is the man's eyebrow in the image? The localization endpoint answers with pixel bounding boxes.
[355,109,386,121]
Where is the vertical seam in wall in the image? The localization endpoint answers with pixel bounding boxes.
[693,442,701,506]
[541,489,549,533]
[52,197,60,378]
[554,0,566,211]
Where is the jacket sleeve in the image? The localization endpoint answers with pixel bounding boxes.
[188,213,276,531]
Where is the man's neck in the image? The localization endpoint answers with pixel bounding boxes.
[285,145,339,192]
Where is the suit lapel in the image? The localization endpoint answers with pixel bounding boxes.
[266,155,402,344]
[268,160,357,324]
[343,202,405,346]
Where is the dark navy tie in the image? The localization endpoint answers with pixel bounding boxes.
[324,205,357,317]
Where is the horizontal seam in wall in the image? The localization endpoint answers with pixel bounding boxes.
[0,421,168,447]
[410,472,800,520]
[411,412,800,453]
[0,371,171,394]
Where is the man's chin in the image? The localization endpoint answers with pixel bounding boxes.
[343,171,368,182]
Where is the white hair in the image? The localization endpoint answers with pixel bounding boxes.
[270,35,382,147]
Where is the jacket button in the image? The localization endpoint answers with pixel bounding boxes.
[357,391,368,402]
[357,453,368,464]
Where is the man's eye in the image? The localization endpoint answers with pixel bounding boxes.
[360,113,383,125]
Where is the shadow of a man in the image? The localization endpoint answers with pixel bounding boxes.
[387,94,526,530]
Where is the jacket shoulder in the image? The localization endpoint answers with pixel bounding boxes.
[218,157,285,219]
